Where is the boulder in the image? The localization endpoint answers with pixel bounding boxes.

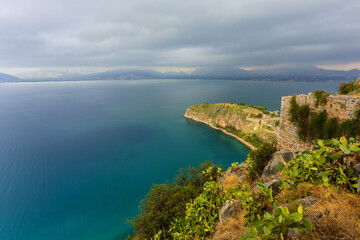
[219,200,241,224]
[261,151,295,182]
[229,162,249,176]
[351,164,360,193]
[353,163,360,176]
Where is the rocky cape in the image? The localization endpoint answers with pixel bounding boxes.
[184,103,278,149]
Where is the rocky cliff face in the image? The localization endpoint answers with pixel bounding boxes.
[278,93,360,152]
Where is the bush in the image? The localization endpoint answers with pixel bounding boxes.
[247,142,277,181]
[338,81,358,95]
[313,90,330,107]
[170,181,227,239]
[274,120,280,127]
[281,137,360,192]
[130,161,222,239]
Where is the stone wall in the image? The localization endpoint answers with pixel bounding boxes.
[278,93,360,152]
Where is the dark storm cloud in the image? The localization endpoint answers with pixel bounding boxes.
[0,0,359,69]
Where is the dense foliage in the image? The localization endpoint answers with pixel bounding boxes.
[281,137,360,192]
[247,142,277,181]
[338,80,360,95]
[170,181,227,239]
[289,95,360,140]
[129,161,222,239]
[243,205,312,240]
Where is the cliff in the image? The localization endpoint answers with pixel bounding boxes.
[184,103,278,148]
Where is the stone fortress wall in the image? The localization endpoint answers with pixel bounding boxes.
[278,93,360,152]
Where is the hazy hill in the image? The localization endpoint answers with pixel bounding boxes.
[0,72,20,82]
[9,66,360,82]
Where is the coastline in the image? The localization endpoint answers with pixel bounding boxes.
[184,114,257,150]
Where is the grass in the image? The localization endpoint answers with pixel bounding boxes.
[306,186,360,239]
[213,208,249,240]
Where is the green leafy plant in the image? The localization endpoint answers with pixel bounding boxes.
[242,204,313,240]
[247,142,277,181]
[281,137,360,192]
[240,182,275,225]
[231,162,239,167]
[130,162,222,239]
[170,181,227,239]
[338,81,360,95]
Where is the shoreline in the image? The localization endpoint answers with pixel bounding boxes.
[184,115,256,150]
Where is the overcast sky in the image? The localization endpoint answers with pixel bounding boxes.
[1,0,360,74]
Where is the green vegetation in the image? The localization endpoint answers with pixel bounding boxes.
[289,95,360,140]
[129,162,222,239]
[250,104,270,114]
[170,181,227,239]
[250,113,262,118]
[130,136,360,239]
[338,80,360,95]
[274,120,280,127]
[243,205,312,240]
[313,90,330,107]
[281,137,360,192]
[247,142,277,181]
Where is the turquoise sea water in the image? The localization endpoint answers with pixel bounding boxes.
[0,80,339,239]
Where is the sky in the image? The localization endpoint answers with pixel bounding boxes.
[0,0,360,74]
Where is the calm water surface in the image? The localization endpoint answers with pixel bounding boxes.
[0,80,339,239]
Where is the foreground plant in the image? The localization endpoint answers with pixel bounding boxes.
[281,137,360,192]
[242,204,313,240]
[170,181,227,239]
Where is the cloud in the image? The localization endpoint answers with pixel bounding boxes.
[0,0,360,70]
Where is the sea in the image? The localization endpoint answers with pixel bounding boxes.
[0,79,339,240]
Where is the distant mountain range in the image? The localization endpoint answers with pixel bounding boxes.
[1,66,359,82]
[0,72,20,82]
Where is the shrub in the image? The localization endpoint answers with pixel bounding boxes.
[130,162,222,239]
[274,120,280,127]
[247,142,277,181]
[313,90,330,107]
[281,137,360,192]
[170,181,227,239]
[338,81,358,95]
[242,205,313,240]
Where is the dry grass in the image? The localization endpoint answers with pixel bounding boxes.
[221,175,243,191]
[213,208,249,240]
[305,186,360,239]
